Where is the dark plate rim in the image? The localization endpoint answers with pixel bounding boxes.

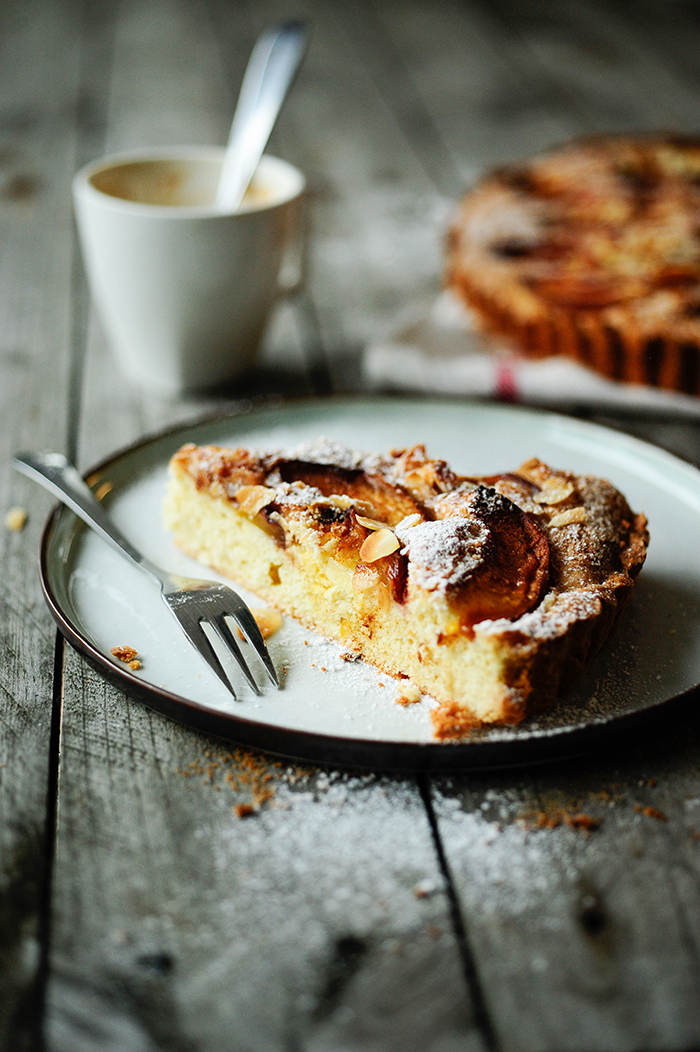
[37,393,700,771]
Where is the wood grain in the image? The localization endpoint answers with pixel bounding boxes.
[430,707,700,1050]
[0,1,87,1045]
[1,0,700,1048]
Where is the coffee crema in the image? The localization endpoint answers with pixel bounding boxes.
[90,158,276,211]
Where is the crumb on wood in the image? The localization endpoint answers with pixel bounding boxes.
[3,173,39,200]
[532,811,561,829]
[5,507,27,531]
[176,746,279,814]
[563,813,600,832]
[635,804,667,821]
[413,878,438,898]
[526,809,601,833]
[234,802,257,818]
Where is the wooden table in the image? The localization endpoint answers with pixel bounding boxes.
[3,1,700,1048]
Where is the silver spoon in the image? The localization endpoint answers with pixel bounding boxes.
[215,19,310,213]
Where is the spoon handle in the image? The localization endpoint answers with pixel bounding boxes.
[216,19,309,213]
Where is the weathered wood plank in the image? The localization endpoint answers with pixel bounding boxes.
[374,0,700,191]
[370,0,578,181]
[482,0,700,134]
[0,0,89,1046]
[430,707,700,1051]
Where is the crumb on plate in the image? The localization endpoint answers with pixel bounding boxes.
[111,645,141,670]
[396,683,422,706]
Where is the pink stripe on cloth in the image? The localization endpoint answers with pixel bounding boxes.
[495,360,519,402]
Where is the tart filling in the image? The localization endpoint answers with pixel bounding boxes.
[164,439,648,737]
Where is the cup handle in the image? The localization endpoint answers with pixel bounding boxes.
[277,194,305,293]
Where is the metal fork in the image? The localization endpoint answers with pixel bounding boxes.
[14,451,278,698]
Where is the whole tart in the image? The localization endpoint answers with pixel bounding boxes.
[446,133,700,396]
[164,439,648,739]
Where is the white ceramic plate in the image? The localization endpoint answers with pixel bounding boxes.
[40,396,700,769]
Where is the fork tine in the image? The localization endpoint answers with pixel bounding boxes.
[182,618,239,700]
[225,597,280,687]
[211,613,261,696]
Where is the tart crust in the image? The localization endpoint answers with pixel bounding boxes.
[446,133,700,395]
[164,440,648,737]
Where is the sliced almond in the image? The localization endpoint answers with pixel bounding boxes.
[237,607,283,641]
[356,514,391,531]
[360,528,400,562]
[353,499,376,517]
[404,465,439,497]
[254,608,283,638]
[94,481,114,502]
[534,477,575,505]
[397,512,423,530]
[327,494,354,510]
[549,506,587,528]
[235,485,274,516]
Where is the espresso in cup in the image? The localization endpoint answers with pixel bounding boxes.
[90,157,277,210]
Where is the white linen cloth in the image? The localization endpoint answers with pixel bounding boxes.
[362,290,700,420]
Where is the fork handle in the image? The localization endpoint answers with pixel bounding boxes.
[13,451,163,584]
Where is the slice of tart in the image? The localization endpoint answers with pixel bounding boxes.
[163,439,648,737]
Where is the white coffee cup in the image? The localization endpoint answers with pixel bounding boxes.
[72,146,305,398]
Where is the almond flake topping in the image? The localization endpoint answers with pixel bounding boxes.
[534,477,575,505]
[356,514,391,531]
[237,608,283,641]
[360,528,400,562]
[549,506,587,528]
[235,485,275,516]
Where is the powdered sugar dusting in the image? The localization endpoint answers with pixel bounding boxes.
[256,437,396,479]
[396,516,489,594]
[241,480,333,510]
[477,589,602,642]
